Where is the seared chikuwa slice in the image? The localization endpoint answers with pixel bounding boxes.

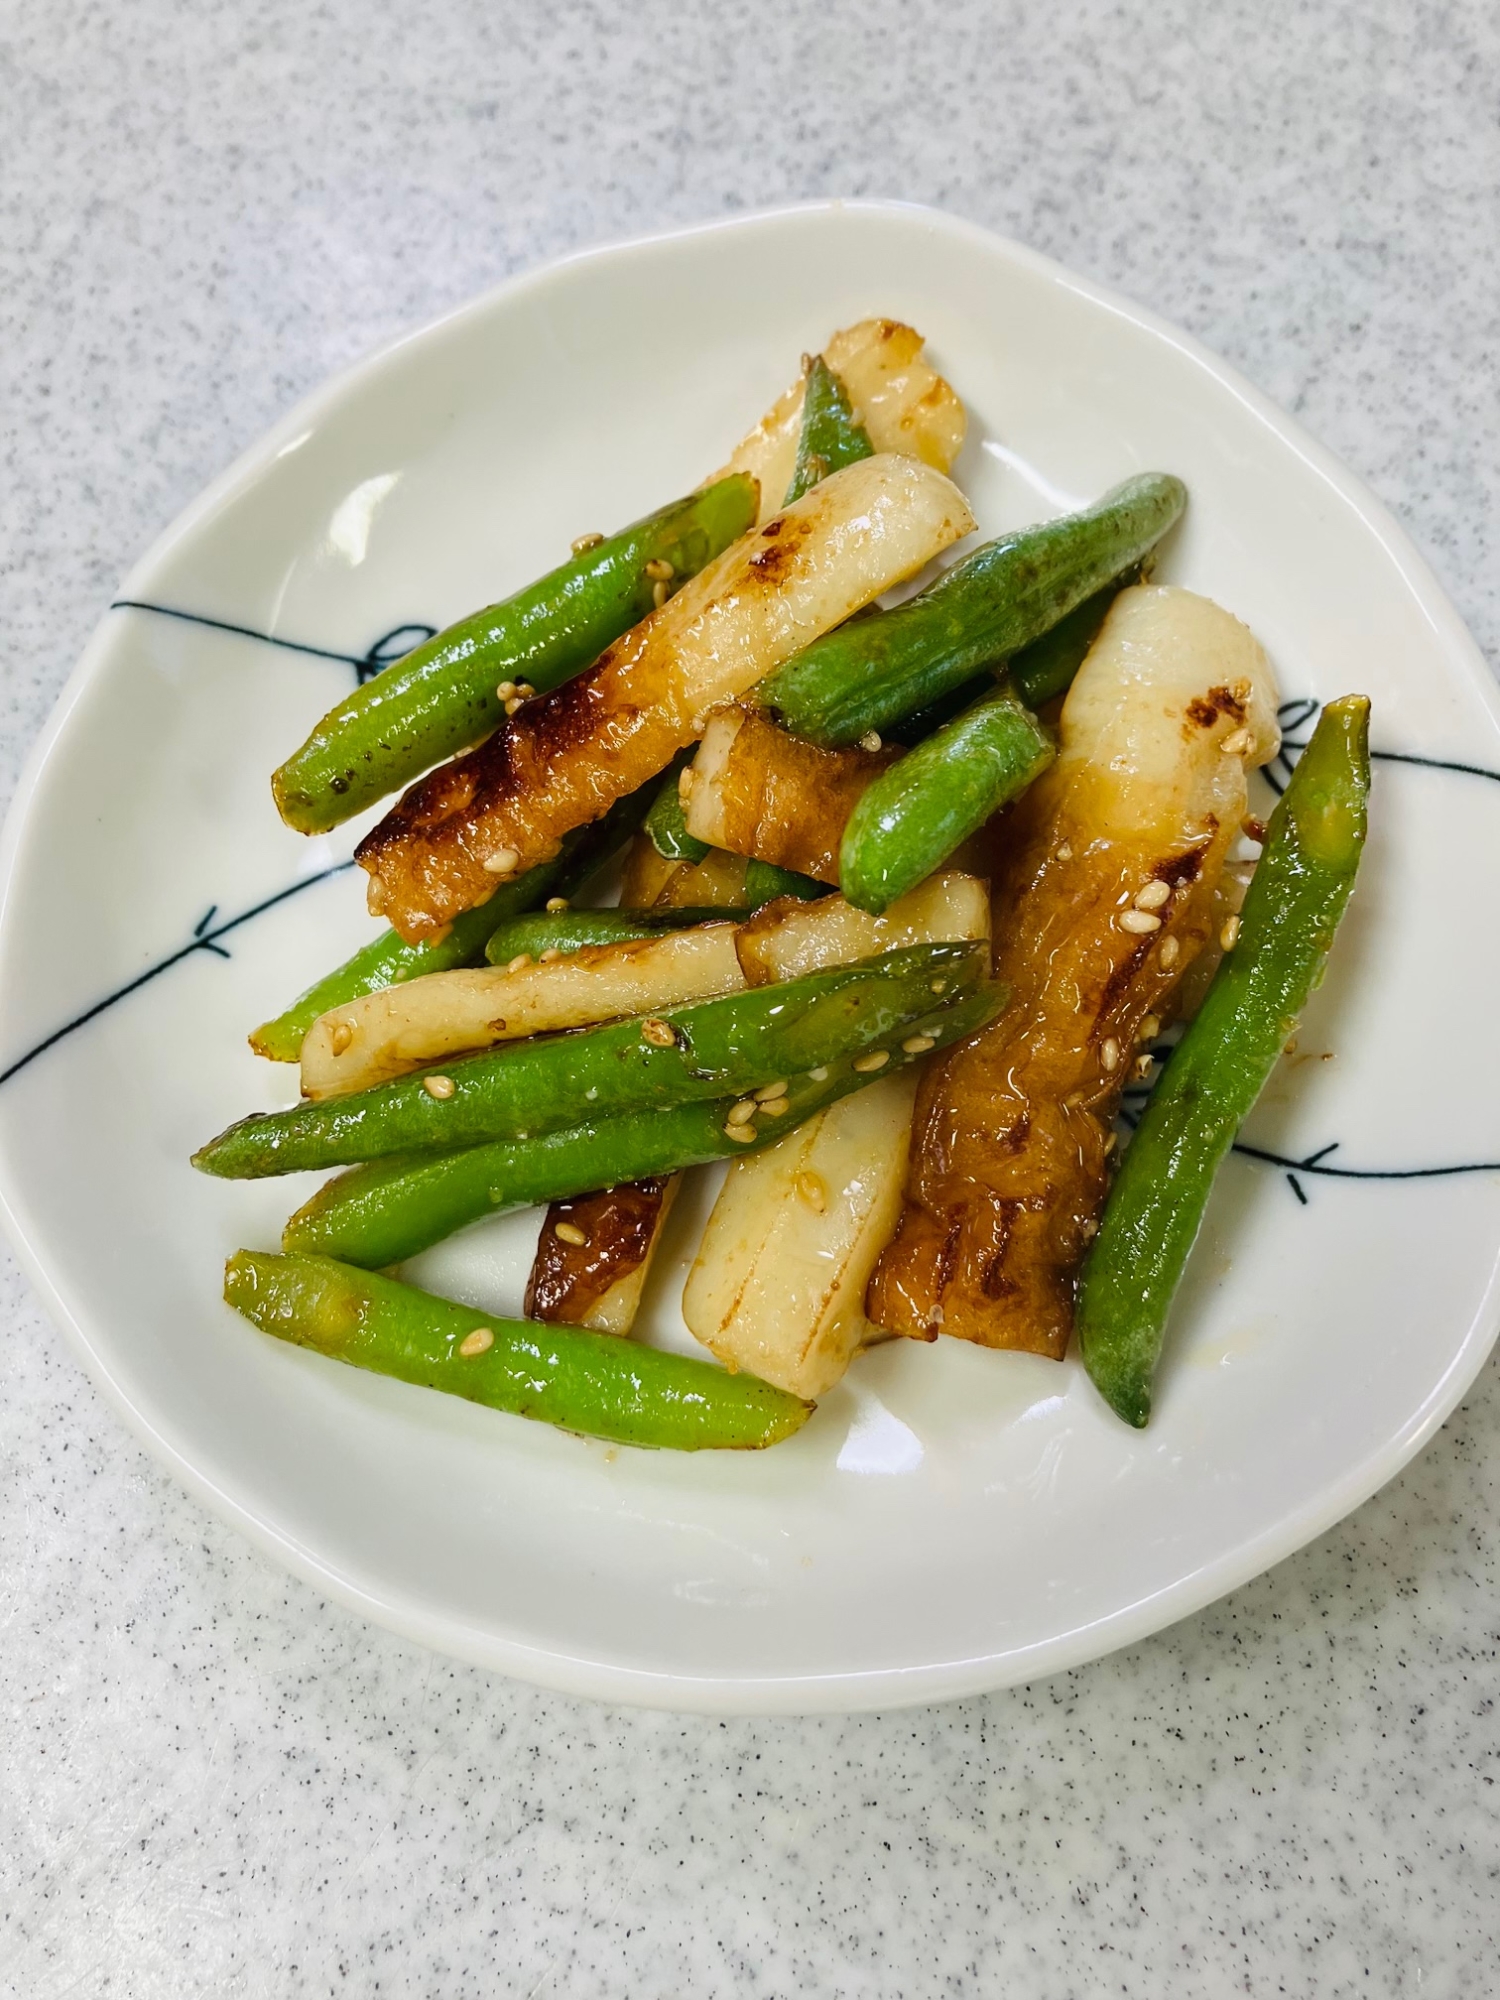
[714,319,967,524]
[866,583,1281,1357]
[300,921,747,1100]
[525,1177,680,1336]
[683,707,899,884]
[683,1068,921,1398]
[357,454,974,944]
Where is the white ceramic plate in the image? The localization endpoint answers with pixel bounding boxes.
[3,201,1498,1714]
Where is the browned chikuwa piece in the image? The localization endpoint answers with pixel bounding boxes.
[525,1178,680,1336]
[683,706,899,884]
[356,455,973,943]
[866,585,1281,1358]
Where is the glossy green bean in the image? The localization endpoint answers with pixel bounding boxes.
[643,753,710,863]
[282,983,1005,1266]
[482,905,746,966]
[743,860,832,907]
[839,690,1055,914]
[784,357,874,505]
[272,473,757,833]
[225,1250,811,1449]
[1077,697,1371,1428]
[760,474,1186,748]
[197,941,989,1180]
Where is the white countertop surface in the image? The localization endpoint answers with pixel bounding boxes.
[3,2,1497,1993]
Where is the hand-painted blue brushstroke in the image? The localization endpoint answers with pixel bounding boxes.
[0,861,355,1086]
[108,601,436,685]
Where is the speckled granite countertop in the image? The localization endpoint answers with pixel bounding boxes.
[2,2,1497,1993]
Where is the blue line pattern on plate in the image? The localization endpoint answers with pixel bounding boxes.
[108,600,436,685]
[3,643,1498,1204]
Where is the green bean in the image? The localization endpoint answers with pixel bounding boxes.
[1006,564,1144,710]
[760,474,1186,748]
[743,859,832,907]
[839,690,1055,914]
[197,941,989,1180]
[225,1250,810,1450]
[482,905,746,966]
[784,357,874,505]
[283,984,1005,1267]
[643,753,710,863]
[271,474,758,833]
[251,787,651,1062]
[1077,697,1371,1428]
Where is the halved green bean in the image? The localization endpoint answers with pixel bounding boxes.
[483,905,747,966]
[251,786,651,1062]
[198,941,989,1180]
[760,474,1186,748]
[743,859,831,907]
[271,473,758,833]
[283,983,1005,1267]
[839,690,1055,914]
[784,357,874,505]
[644,753,710,863]
[225,1250,810,1449]
[1077,697,1371,1428]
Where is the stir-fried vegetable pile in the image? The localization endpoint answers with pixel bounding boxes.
[201,320,1369,1448]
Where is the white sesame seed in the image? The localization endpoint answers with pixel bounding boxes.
[1140,1013,1161,1042]
[1080,1217,1099,1241]
[1221,727,1253,757]
[539,948,562,963]
[930,979,947,995]
[423,1074,455,1099]
[724,1122,756,1143]
[554,1220,589,1246]
[902,1034,936,1055]
[1101,1038,1121,1073]
[1103,1132,1118,1155]
[1159,935,1181,970]
[1119,909,1162,934]
[1134,880,1171,910]
[1133,1053,1154,1081]
[678,765,695,800]
[644,557,675,581]
[506,953,533,973]
[571,531,605,555]
[1220,915,1241,950]
[483,847,521,876]
[652,579,669,610]
[727,1099,757,1126]
[329,1020,355,1057]
[505,697,524,716]
[795,1171,827,1212]
[1056,844,1074,862]
[459,1327,494,1357]
[515,682,535,701]
[641,1017,677,1048]
[754,1080,789,1101]
[544,896,569,913]
[808,1066,830,1082]
[759,1097,789,1115]
[858,731,883,753]
[852,1049,890,1073]
[1241,814,1268,844]
[495,681,517,702]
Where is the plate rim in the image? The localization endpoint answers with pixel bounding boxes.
[2,196,1497,1714]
